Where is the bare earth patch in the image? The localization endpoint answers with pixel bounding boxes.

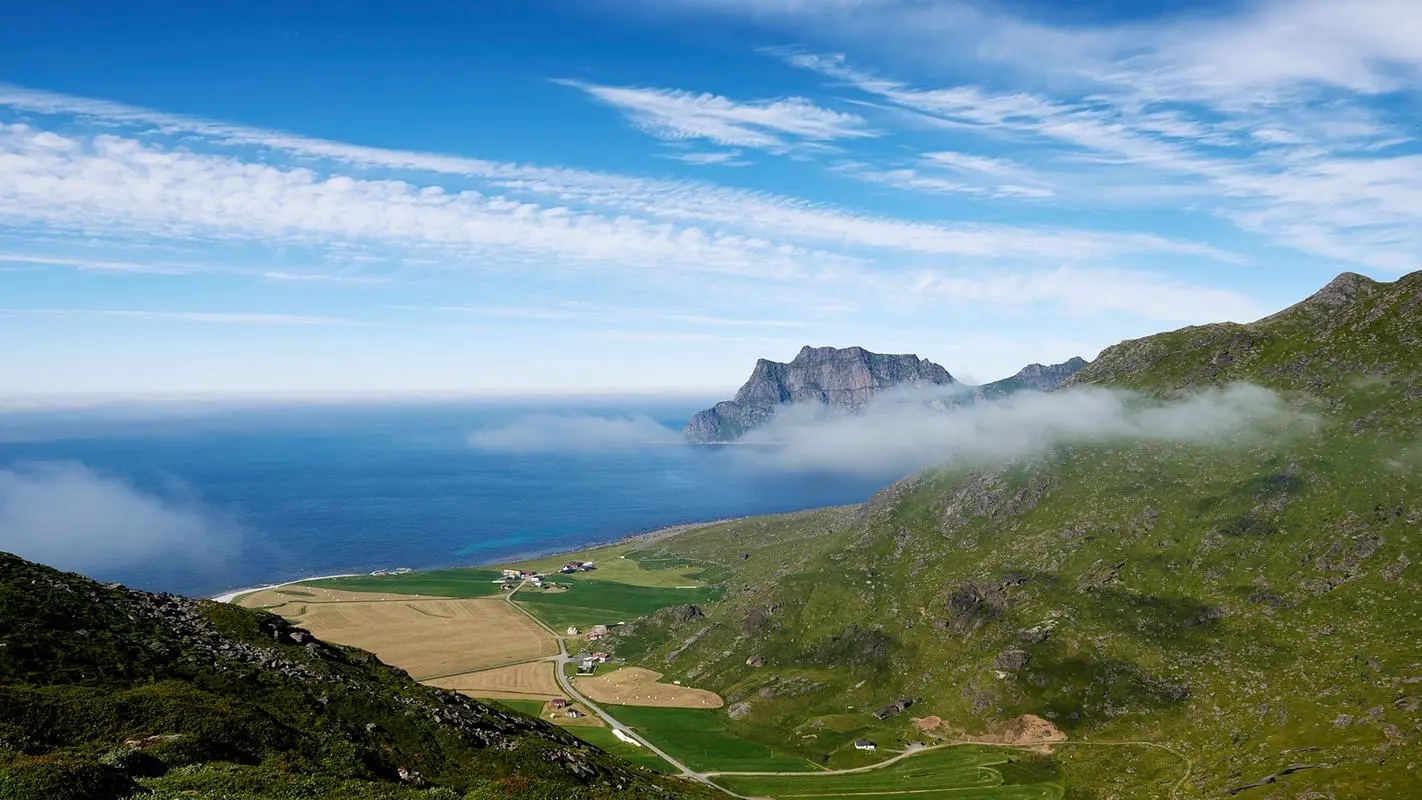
[543,702,605,727]
[247,593,557,680]
[574,666,723,708]
[426,661,563,700]
[912,715,943,732]
[960,714,1066,754]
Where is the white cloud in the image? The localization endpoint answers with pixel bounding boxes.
[0,461,237,574]
[0,308,347,325]
[903,266,1267,323]
[557,79,874,151]
[468,413,680,452]
[665,149,751,166]
[0,88,1232,270]
[779,51,1422,273]
[735,383,1310,477]
[431,303,808,328]
[0,252,193,274]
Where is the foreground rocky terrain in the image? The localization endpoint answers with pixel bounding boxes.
[0,554,716,800]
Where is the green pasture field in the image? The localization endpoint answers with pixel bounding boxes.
[605,705,820,774]
[513,579,723,630]
[303,568,505,597]
[566,727,676,773]
[712,746,1063,800]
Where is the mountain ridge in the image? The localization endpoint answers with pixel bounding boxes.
[684,346,1087,443]
[613,270,1422,798]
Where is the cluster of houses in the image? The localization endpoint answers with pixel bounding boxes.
[546,698,584,719]
[574,651,610,674]
[495,562,593,590]
[368,567,413,576]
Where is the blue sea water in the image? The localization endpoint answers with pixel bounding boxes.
[0,399,893,597]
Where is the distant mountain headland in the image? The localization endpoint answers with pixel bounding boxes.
[683,345,1087,443]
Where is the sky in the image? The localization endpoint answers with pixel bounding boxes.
[1,0,1419,400]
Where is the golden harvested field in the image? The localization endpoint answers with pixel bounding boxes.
[574,667,723,708]
[426,661,563,700]
[237,585,445,608]
[248,594,557,680]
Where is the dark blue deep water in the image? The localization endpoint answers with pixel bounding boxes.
[0,399,891,597]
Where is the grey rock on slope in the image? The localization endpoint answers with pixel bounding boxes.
[684,346,958,442]
[978,357,1089,398]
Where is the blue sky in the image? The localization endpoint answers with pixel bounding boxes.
[1,0,1419,401]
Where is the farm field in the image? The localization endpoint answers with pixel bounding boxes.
[605,705,820,774]
[506,544,718,588]
[513,578,723,630]
[237,584,446,608]
[246,594,557,680]
[711,746,1063,800]
[492,698,547,717]
[303,568,506,598]
[425,661,562,700]
[567,727,676,773]
[574,666,723,708]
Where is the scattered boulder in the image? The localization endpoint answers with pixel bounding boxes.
[727,701,753,720]
[746,655,764,668]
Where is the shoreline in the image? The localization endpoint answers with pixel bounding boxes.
[210,573,362,604]
[208,504,858,605]
[207,515,755,605]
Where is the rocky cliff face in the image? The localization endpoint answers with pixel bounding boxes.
[977,357,1089,398]
[684,346,957,442]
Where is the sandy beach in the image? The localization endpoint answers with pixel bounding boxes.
[210,573,361,604]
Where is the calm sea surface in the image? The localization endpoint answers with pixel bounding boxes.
[0,399,893,596]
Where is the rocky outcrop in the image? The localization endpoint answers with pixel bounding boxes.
[977,357,1089,398]
[684,346,958,442]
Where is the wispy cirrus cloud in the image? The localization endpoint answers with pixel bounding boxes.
[0,80,1257,349]
[775,48,1422,273]
[0,308,347,325]
[428,303,809,328]
[555,78,874,152]
[0,91,1234,271]
[664,149,751,167]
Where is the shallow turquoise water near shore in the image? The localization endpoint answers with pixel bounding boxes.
[0,399,892,596]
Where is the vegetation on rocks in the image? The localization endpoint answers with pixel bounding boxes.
[605,271,1422,798]
[0,555,717,800]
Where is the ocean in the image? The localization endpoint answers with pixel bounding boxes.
[0,399,894,597]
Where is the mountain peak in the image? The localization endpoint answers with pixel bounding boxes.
[684,346,955,442]
[978,356,1090,398]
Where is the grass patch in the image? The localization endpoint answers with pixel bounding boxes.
[505,544,718,589]
[713,746,1062,800]
[304,568,505,598]
[514,579,723,631]
[566,727,676,773]
[492,698,546,717]
[605,705,818,773]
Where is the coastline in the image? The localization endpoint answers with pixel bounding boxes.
[209,504,859,605]
[210,573,362,604]
[208,515,751,604]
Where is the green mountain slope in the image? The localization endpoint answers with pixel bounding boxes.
[607,271,1422,799]
[0,554,714,800]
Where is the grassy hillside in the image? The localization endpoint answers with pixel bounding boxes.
[606,271,1422,798]
[0,555,715,800]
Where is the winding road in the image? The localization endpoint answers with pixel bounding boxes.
[500,584,1194,800]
